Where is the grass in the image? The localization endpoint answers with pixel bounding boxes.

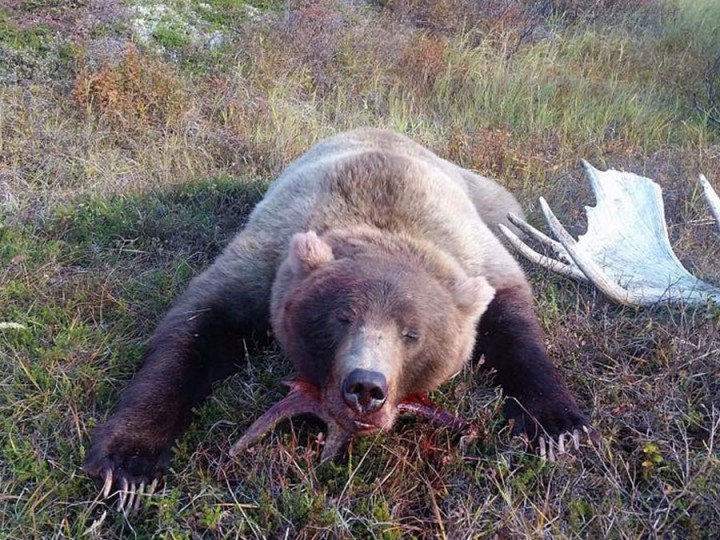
[1,0,720,537]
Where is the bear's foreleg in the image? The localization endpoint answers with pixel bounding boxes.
[475,284,590,452]
[84,237,273,510]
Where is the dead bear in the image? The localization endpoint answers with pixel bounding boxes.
[84,128,589,504]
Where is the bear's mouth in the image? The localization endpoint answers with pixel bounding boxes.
[227,380,477,463]
[353,420,379,432]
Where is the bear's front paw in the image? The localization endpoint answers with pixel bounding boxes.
[503,395,593,460]
[83,421,171,513]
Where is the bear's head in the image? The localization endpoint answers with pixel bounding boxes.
[271,231,495,435]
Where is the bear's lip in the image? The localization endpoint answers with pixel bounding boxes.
[343,402,397,434]
[352,419,381,432]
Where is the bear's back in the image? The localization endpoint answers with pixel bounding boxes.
[240,128,523,282]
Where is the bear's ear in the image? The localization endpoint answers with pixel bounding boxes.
[453,275,495,316]
[288,231,334,275]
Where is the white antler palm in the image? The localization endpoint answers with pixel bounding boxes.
[499,161,720,306]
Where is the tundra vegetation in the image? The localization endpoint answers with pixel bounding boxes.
[1,0,720,538]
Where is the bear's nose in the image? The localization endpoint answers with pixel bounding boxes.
[342,369,387,414]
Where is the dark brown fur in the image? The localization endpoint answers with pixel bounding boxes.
[475,286,587,439]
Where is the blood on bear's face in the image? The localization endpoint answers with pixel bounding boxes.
[272,231,495,436]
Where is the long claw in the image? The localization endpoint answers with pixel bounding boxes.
[582,424,602,445]
[117,478,128,512]
[147,478,158,496]
[539,436,546,460]
[573,429,580,450]
[558,433,566,454]
[133,483,145,512]
[124,483,136,513]
[548,439,556,462]
[101,469,113,499]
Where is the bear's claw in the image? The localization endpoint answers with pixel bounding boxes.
[88,470,159,514]
[101,469,113,499]
[104,478,156,513]
[537,426,597,461]
[85,436,166,513]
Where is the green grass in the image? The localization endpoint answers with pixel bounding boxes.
[153,22,193,49]
[1,0,720,538]
[667,0,720,49]
[0,13,49,52]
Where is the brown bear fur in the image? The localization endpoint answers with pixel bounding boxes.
[84,128,588,493]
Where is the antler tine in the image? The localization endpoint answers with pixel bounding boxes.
[699,174,720,233]
[506,212,574,263]
[498,222,587,281]
[538,197,650,306]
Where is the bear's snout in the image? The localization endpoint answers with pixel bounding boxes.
[342,368,388,415]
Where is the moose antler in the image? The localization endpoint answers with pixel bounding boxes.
[499,161,720,306]
[700,174,720,234]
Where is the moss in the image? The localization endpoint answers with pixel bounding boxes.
[153,22,193,49]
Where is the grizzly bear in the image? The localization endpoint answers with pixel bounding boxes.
[84,128,589,505]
